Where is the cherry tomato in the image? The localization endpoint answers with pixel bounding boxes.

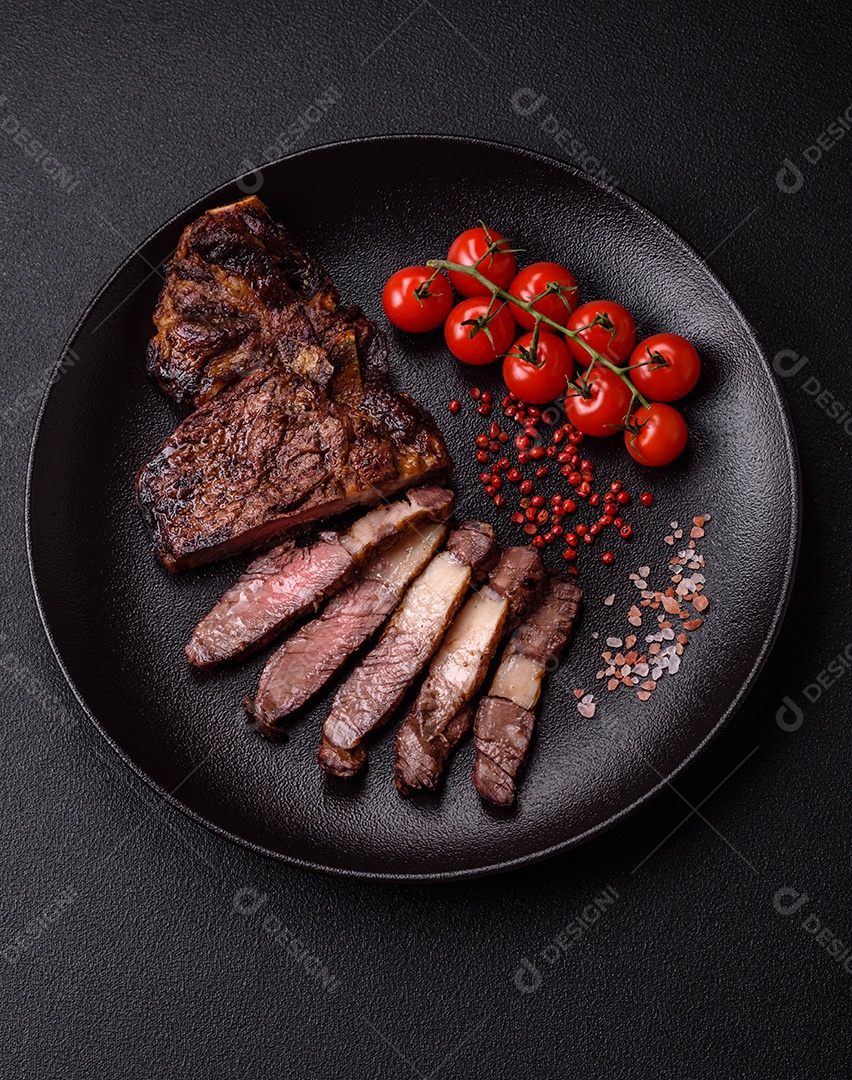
[503,331,573,404]
[628,333,700,402]
[447,226,517,297]
[624,403,688,466]
[567,301,636,366]
[508,262,578,330]
[444,297,516,365]
[382,266,453,332]
[564,366,634,437]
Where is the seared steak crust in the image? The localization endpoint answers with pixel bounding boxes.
[138,197,452,570]
[394,547,545,794]
[471,698,534,807]
[446,519,502,570]
[147,195,368,409]
[138,354,393,571]
[147,197,324,408]
[473,574,582,806]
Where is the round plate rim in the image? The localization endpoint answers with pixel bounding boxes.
[25,133,802,882]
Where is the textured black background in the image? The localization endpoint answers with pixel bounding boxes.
[3,1,851,1076]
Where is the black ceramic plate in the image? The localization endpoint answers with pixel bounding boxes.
[28,136,799,880]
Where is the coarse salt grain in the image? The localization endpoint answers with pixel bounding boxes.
[582,510,711,709]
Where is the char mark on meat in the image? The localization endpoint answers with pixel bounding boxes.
[136,345,452,571]
[138,197,452,570]
[244,522,447,734]
[318,522,498,778]
[445,519,501,573]
[473,574,582,806]
[185,487,454,667]
[394,547,545,795]
[146,197,329,408]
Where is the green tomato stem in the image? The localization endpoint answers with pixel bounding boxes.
[426,258,651,410]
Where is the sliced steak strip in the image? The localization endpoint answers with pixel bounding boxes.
[394,547,545,794]
[245,521,447,733]
[185,486,454,667]
[473,574,582,806]
[471,699,534,807]
[318,522,498,778]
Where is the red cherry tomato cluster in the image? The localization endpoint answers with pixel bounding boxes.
[382,225,703,466]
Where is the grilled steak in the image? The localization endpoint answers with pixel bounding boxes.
[318,521,498,778]
[148,195,385,410]
[136,344,451,571]
[147,197,330,408]
[473,574,582,806]
[185,486,454,667]
[394,547,545,795]
[137,197,452,571]
[245,521,447,734]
